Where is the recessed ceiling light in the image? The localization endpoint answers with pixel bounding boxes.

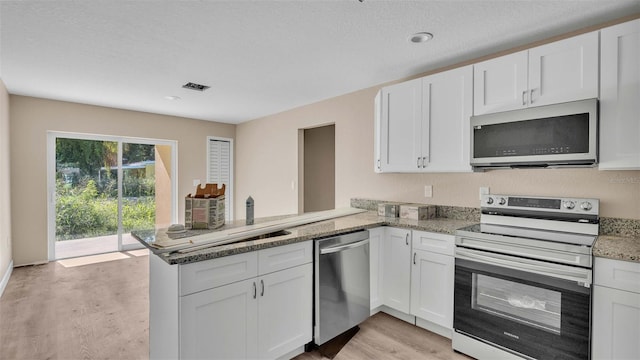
[164,95,181,101]
[409,32,433,44]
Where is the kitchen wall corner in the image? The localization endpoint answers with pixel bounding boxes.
[0,78,13,293]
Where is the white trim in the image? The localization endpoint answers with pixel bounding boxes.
[0,260,13,298]
[47,131,178,260]
[206,136,234,221]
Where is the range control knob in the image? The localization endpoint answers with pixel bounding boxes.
[581,202,593,211]
[486,197,494,205]
[498,197,507,205]
[564,201,575,210]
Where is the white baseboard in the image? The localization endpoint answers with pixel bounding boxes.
[379,305,416,325]
[0,260,13,298]
[415,317,452,339]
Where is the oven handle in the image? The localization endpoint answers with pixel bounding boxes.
[456,247,592,286]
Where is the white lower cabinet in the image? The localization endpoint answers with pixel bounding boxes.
[258,263,312,359]
[369,227,385,311]
[410,231,454,336]
[382,227,412,313]
[151,241,313,360]
[180,263,312,360]
[592,257,640,360]
[376,228,455,338]
[410,250,454,329]
[180,278,259,359]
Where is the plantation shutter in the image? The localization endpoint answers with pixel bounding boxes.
[208,139,232,221]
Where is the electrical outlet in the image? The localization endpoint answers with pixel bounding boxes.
[424,185,433,198]
[479,186,490,200]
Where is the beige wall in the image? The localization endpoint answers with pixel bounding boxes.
[236,83,640,221]
[0,79,12,287]
[10,96,235,266]
[155,145,172,228]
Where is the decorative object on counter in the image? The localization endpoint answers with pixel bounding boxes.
[246,196,254,225]
[185,183,226,230]
[192,183,226,198]
[399,204,436,220]
[167,224,186,234]
[377,202,402,217]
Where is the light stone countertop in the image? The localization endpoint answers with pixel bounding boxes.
[132,210,477,265]
[593,235,640,263]
[132,209,640,265]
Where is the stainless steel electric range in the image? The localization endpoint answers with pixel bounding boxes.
[453,194,599,360]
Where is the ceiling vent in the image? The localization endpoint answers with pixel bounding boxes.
[182,82,210,91]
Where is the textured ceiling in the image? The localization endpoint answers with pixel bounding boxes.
[1,1,639,124]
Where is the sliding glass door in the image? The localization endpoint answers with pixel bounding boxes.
[48,132,177,260]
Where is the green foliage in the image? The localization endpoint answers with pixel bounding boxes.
[55,179,155,241]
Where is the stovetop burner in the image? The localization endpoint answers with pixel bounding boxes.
[458,223,597,247]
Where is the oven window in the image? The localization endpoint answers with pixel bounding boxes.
[472,274,561,334]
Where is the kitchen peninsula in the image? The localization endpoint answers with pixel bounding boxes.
[134,200,639,360]
[133,204,478,360]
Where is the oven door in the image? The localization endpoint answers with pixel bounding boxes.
[454,247,591,360]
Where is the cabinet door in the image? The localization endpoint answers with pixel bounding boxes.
[383,228,411,313]
[528,31,599,107]
[592,285,640,360]
[473,50,528,115]
[422,65,473,172]
[410,250,454,329]
[180,278,258,360]
[369,227,385,310]
[599,19,640,170]
[379,78,424,172]
[412,230,454,256]
[258,263,312,360]
[374,90,383,172]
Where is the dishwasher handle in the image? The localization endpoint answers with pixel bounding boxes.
[320,238,369,255]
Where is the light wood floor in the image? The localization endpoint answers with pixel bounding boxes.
[294,312,471,360]
[0,253,149,359]
[1,253,471,360]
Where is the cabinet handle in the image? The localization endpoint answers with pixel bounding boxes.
[260,279,265,297]
[417,157,421,168]
[377,159,381,170]
[405,233,409,246]
[413,252,417,265]
[253,282,257,299]
[530,89,535,104]
[522,90,527,105]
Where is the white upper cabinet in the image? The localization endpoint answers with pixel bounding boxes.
[599,19,640,170]
[378,78,423,172]
[375,66,472,173]
[473,51,529,115]
[423,66,473,172]
[474,31,599,115]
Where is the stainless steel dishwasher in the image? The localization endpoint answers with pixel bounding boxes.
[314,230,370,346]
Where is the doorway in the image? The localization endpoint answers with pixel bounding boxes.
[301,125,335,213]
[47,132,177,260]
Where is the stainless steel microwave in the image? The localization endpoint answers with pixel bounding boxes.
[470,99,598,170]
